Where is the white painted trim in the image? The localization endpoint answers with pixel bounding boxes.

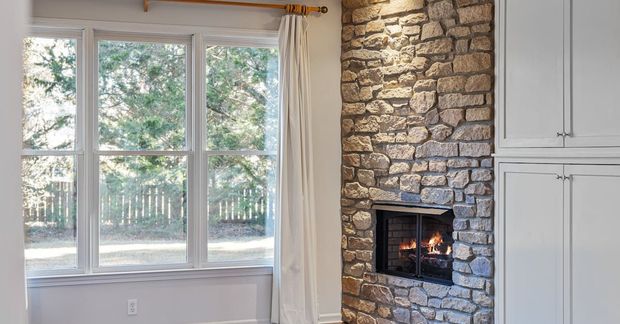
[318,313,342,324]
[27,266,273,288]
[31,17,278,41]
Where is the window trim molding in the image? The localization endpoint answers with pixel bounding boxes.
[24,19,280,279]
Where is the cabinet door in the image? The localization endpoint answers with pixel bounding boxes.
[565,165,620,323]
[500,0,565,148]
[567,0,620,147]
[498,163,564,324]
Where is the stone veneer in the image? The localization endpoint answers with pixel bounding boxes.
[340,0,495,323]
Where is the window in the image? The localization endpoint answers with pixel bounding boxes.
[22,29,279,277]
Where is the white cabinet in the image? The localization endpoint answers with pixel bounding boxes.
[497,163,620,324]
[497,0,620,150]
[499,0,565,148]
[498,164,565,324]
[568,0,620,147]
[566,165,620,323]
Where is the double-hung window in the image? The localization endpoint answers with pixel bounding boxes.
[22,27,279,277]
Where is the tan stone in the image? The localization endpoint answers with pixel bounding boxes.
[355,25,367,37]
[389,162,410,174]
[422,175,447,186]
[377,87,413,99]
[402,25,421,36]
[343,276,364,295]
[451,124,492,141]
[415,38,453,55]
[358,169,376,186]
[377,305,392,318]
[471,36,492,51]
[361,153,390,170]
[342,70,357,82]
[354,116,380,133]
[439,93,484,109]
[465,74,492,92]
[386,144,415,160]
[385,24,402,36]
[424,108,440,125]
[343,154,361,167]
[361,284,394,304]
[357,313,378,324]
[466,107,492,121]
[453,53,492,73]
[343,250,356,262]
[400,174,422,193]
[411,160,429,172]
[472,169,493,181]
[440,109,465,127]
[460,142,491,157]
[426,62,453,77]
[447,26,471,38]
[400,13,428,25]
[344,262,365,277]
[348,236,374,250]
[458,4,493,24]
[343,166,355,181]
[437,76,466,93]
[407,126,429,144]
[341,83,360,102]
[380,0,424,16]
[343,295,377,313]
[379,176,399,189]
[364,34,389,49]
[343,182,369,199]
[430,124,453,141]
[352,5,381,24]
[343,135,373,152]
[413,79,437,92]
[381,58,428,75]
[421,21,444,41]
[358,68,383,86]
[429,160,447,172]
[379,115,407,132]
[366,20,386,33]
[428,0,456,20]
[342,119,354,135]
[352,211,372,230]
[366,100,394,114]
[342,49,384,61]
[372,132,395,143]
[343,103,366,116]
[356,250,373,262]
[410,91,437,114]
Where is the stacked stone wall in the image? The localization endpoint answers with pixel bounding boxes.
[340,0,495,323]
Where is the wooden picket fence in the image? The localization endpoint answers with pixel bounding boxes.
[23,182,276,227]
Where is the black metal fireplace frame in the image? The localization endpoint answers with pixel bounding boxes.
[374,204,454,286]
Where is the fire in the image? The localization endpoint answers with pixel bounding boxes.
[399,239,417,250]
[446,245,452,255]
[427,231,444,254]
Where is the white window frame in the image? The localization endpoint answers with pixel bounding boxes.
[24,20,280,281]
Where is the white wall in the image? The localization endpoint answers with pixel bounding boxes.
[0,0,29,324]
[29,0,342,323]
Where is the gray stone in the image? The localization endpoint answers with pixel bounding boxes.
[361,153,391,170]
[389,162,410,174]
[407,126,430,144]
[460,142,492,157]
[392,307,410,323]
[430,124,453,141]
[421,175,447,186]
[409,287,428,306]
[420,188,454,205]
[452,124,492,141]
[444,310,473,324]
[423,282,450,298]
[473,309,493,324]
[369,188,400,201]
[448,170,470,189]
[470,257,493,277]
[454,204,476,217]
[473,291,494,307]
[412,310,429,323]
[442,297,478,313]
[440,109,465,127]
[459,231,490,244]
[449,286,472,299]
[415,141,458,158]
[352,211,372,230]
[400,174,422,193]
[453,242,474,261]
[476,198,493,217]
[386,144,415,160]
[471,169,492,181]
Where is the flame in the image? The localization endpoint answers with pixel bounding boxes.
[427,232,444,254]
[446,245,452,255]
[399,239,417,250]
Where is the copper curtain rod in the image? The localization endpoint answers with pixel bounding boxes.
[144,0,328,15]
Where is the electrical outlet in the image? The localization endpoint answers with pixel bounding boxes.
[127,299,138,316]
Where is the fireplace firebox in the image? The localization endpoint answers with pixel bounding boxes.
[375,204,455,285]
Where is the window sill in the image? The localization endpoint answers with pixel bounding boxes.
[27,265,273,288]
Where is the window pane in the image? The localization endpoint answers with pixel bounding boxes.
[98,40,187,151]
[207,155,276,262]
[206,46,279,151]
[23,37,77,150]
[99,156,188,266]
[22,156,77,271]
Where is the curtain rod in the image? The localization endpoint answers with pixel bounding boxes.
[143,0,328,15]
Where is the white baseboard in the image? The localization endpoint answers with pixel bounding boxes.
[319,313,342,324]
[197,319,270,324]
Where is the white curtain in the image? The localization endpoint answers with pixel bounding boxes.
[271,14,318,324]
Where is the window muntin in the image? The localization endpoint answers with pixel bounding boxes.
[22,30,279,277]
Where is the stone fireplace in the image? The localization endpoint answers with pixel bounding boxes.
[340,0,495,323]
